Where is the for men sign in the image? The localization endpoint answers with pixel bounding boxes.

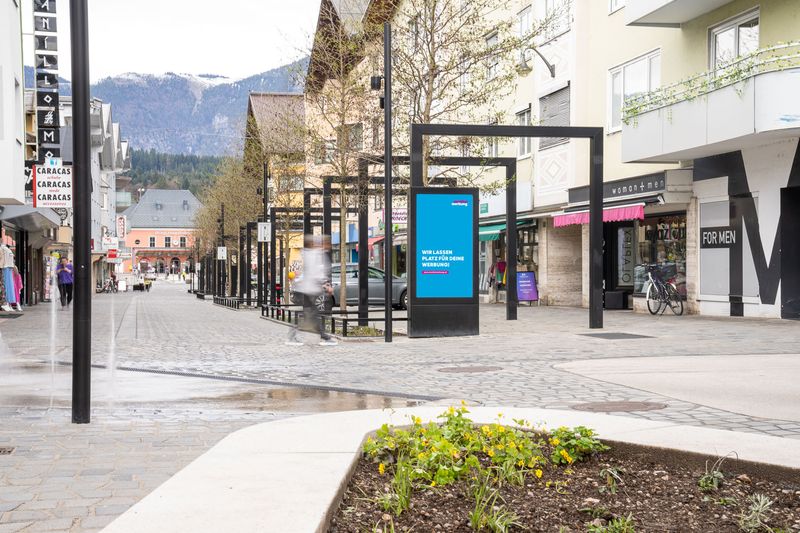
[701,226,738,248]
[33,159,72,208]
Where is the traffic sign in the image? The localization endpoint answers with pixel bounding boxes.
[258,222,271,243]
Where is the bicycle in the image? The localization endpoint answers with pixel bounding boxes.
[645,265,683,316]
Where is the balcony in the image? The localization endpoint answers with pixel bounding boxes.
[626,0,734,27]
[622,42,800,163]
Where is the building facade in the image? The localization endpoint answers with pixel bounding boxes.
[122,189,201,276]
[621,0,800,319]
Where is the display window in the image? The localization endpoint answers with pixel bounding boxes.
[633,214,687,296]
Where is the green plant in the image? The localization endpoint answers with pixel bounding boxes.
[587,514,636,533]
[599,467,625,495]
[698,456,727,493]
[549,426,609,465]
[468,472,523,532]
[580,506,613,520]
[738,493,774,533]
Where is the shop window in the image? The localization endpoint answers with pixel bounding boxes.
[539,85,570,149]
[634,215,686,296]
[517,226,537,266]
[710,10,759,70]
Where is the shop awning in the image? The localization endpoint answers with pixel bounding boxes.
[0,205,60,232]
[552,204,645,228]
[355,236,384,252]
[478,220,530,241]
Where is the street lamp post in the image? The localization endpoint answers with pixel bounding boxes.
[70,0,91,424]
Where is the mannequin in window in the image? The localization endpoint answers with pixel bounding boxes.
[0,243,17,312]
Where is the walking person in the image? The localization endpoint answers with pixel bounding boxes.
[286,235,337,346]
[55,256,74,308]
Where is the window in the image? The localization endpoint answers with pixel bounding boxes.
[609,0,624,14]
[165,237,171,248]
[710,10,759,69]
[539,86,570,149]
[314,139,335,164]
[518,6,532,46]
[336,123,363,152]
[180,236,187,248]
[543,0,570,41]
[516,108,532,157]
[368,268,384,280]
[608,50,661,131]
[149,236,156,248]
[485,122,499,158]
[486,34,499,80]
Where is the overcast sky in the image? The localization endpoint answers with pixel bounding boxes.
[23,0,321,82]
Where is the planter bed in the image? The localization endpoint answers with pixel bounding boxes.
[329,409,800,532]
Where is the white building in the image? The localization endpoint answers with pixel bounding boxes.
[0,0,25,205]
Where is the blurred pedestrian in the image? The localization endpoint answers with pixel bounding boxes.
[55,256,73,308]
[286,235,336,346]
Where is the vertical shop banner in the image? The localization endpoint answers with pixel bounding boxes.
[617,227,634,286]
[517,271,538,302]
[116,215,127,239]
[415,193,474,298]
[34,0,60,165]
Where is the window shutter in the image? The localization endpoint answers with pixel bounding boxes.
[539,86,570,149]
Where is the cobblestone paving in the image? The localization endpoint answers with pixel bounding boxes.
[1,280,800,532]
[3,280,800,440]
[0,407,278,533]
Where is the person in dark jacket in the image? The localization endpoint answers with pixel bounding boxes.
[55,256,74,308]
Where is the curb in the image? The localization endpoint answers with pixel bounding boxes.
[100,406,800,533]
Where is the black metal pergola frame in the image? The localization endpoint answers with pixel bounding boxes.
[410,123,605,329]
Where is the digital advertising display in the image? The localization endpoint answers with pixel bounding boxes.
[415,193,474,298]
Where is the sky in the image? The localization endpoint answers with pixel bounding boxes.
[23,0,322,82]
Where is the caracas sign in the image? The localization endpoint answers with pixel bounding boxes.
[33,158,72,208]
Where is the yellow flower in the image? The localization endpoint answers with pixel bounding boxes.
[378,463,386,475]
[497,426,506,434]
[508,441,516,449]
[535,469,543,479]
[550,438,560,446]
[517,460,524,467]
[559,449,573,464]
[497,413,504,418]
[448,406,455,415]
[496,443,505,450]
[418,452,426,460]
[487,449,495,457]
[451,450,460,459]
[461,400,467,406]
[412,416,422,425]
[430,481,437,487]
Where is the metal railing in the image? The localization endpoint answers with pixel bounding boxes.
[213,296,243,310]
[624,41,800,122]
[260,304,407,337]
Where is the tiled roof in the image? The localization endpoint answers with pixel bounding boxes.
[124,189,202,229]
[248,93,305,154]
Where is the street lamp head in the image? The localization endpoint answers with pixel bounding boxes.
[518,48,556,78]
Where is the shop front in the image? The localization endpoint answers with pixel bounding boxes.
[553,170,692,311]
[0,206,60,309]
[478,219,537,303]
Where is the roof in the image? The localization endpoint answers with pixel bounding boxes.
[248,93,305,154]
[123,189,202,229]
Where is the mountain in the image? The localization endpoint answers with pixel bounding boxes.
[25,58,307,156]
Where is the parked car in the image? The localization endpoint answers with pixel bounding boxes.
[292,263,407,310]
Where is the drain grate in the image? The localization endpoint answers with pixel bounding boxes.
[438,366,503,374]
[0,447,15,455]
[572,401,667,413]
[581,332,654,340]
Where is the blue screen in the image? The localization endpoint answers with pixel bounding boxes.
[416,193,473,298]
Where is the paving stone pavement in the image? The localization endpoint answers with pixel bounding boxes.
[1,279,800,532]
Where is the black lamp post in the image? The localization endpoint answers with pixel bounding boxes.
[370,22,393,343]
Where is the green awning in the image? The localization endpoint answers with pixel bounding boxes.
[479,220,533,241]
[479,223,505,241]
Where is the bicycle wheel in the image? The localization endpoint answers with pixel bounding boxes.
[667,284,684,316]
[646,282,662,315]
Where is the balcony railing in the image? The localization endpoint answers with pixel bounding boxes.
[623,42,800,124]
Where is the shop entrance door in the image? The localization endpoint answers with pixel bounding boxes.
[781,187,800,319]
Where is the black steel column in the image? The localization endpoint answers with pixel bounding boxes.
[358,158,369,326]
[505,163,518,320]
[303,190,312,236]
[269,210,277,305]
[246,223,253,306]
[279,237,285,303]
[383,22,393,342]
[257,239,263,306]
[589,133,604,329]
[70,0,91,424]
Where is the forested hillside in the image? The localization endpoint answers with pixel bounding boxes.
[127,149,223,195]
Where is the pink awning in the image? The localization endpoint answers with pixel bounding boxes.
[553,204,644,227]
